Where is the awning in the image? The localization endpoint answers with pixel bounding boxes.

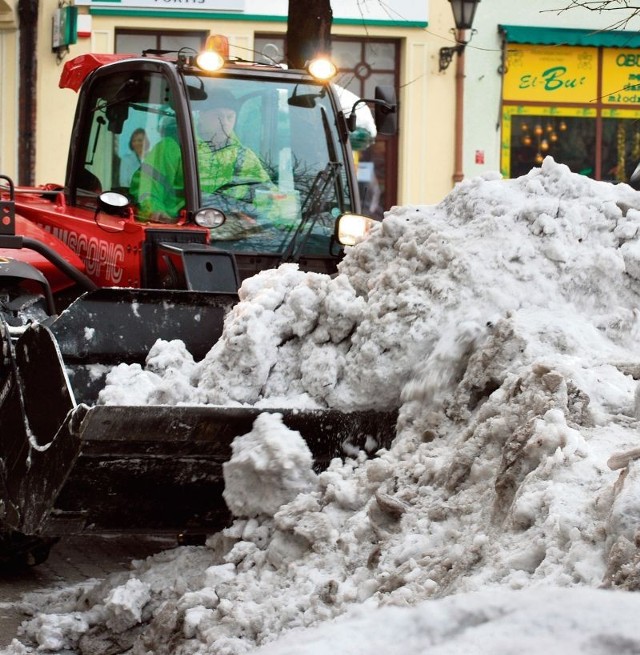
[498,24,640,49]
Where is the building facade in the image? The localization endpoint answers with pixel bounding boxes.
[0,0,18,184]
[465,1,640,185]
[5,1,634,212]
[0,0,467,213]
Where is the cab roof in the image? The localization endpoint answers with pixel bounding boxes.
[59,53,138,92]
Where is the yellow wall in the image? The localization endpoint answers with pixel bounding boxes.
[0,0,17,178]
[403,0,456,205]
[29,0,455,206]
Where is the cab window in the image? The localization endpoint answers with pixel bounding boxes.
[74,71,182,221]
[186,75,353,257]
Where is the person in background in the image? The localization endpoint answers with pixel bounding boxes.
[119,128,149,187]
[334,85,381,218]
[131,90,271,224]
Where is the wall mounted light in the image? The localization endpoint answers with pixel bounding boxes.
[439,0,481,72]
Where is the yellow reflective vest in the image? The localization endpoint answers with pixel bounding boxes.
[131,134,271,221]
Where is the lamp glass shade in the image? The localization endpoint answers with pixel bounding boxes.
[448,0,480,31]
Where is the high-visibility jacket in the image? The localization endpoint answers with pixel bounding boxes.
[131,134,271,221]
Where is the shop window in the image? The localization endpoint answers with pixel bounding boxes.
[601,117,640,182]
[501,43,640,183]
[508,113,596,178]
[115,29,207,55]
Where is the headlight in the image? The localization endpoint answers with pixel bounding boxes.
[335,213,376,246]
[307,57,337,81]
[98,191,130,217]
[195,207,226,229]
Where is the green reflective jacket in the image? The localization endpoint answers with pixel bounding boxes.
[130,134,271,221]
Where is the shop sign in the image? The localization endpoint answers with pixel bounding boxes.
[602,49,640,105]
[52,5,78,48]
[503,44,597,104]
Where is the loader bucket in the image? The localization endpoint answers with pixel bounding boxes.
[48,287,239,404]
[1,288,399,539]
[13,403,397,536]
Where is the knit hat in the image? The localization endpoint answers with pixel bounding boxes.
[208,89,238,111]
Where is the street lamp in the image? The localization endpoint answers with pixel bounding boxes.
[439,0,481,72]
[440,0,481,184]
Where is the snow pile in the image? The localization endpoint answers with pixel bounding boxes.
[98,267,369,409]
[250,587,640,655]
[98,157,640,412]
[7,158,640,654]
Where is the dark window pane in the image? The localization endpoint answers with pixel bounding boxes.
[254,36,286,65]
[116,33,156,54]
[602,118,640,183]
[510,115,595,178]
[332,41,362,69]
[160,33,205,52]
[364,42,396,69]
[115,30,206,55]
[358,142,386,220]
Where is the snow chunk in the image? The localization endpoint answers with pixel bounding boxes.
[223,413,318,517]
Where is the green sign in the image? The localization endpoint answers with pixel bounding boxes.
[52,6,78,49]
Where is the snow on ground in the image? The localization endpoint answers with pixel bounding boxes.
[6,157,640,653]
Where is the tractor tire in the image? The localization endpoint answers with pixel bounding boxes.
[0,530,58,571]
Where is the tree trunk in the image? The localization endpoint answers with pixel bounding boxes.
[286,0,333,70]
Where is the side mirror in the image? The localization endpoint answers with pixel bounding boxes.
[374,86,397,136]
[344,91,397,136]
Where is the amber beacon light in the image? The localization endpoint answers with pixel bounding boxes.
[196,35,229,72]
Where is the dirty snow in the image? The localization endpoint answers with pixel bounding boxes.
[6,158,640,653]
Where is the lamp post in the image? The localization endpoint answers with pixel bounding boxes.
[439,0,481,184]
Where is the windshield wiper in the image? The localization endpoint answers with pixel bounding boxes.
[281,106,344,262]
[280,161,341,262]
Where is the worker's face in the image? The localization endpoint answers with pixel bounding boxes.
[130,132,147,157]
[200,107,236,147]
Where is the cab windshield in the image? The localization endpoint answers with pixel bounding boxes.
[186,74,353,257]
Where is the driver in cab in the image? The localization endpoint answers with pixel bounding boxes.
[131,89,272,227]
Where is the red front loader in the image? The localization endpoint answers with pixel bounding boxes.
[0,42,398,566]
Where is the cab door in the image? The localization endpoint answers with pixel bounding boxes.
[59,66,189,287]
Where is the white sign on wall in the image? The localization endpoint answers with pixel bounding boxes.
[245,0,427,22]
[74,0,427,23]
